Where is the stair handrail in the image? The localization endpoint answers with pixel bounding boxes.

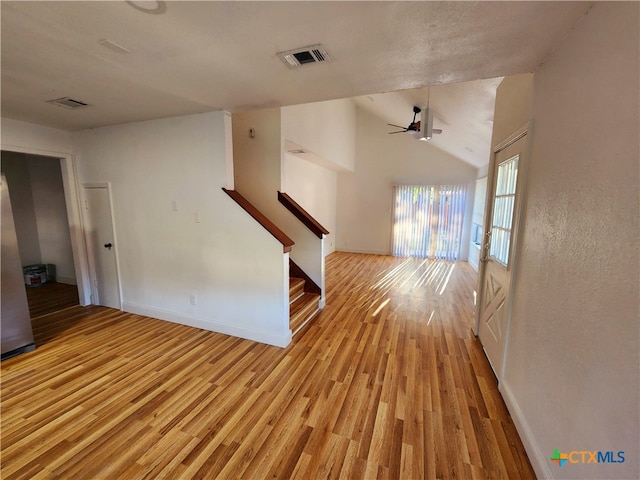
[222,188,294,253]
[277,191,329,239]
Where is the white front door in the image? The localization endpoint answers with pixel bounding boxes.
[477,131,527,378]
[83,185,121,309]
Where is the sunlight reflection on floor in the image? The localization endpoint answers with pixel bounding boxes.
[371,257,457,293]
[358,257,463,324]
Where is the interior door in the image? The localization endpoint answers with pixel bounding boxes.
[83,185,121,309]
[477,132,527,379]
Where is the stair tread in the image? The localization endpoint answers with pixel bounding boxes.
[289,277,305,303]
[290,292,320,334]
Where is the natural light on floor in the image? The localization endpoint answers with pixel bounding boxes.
[368,257,458,298]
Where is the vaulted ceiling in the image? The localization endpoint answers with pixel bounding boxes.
[1,1,592,167]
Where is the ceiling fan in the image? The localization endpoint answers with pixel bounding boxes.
[387,105,443,139]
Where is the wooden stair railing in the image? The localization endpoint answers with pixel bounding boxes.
[277,192,329,239]
[222,188,294,253]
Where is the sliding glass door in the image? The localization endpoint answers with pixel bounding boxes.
[392,184,467,260]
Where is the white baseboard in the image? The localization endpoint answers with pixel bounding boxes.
[122,301,292,348]
[500,380,552,479]
[468,257,479,272]
[336,248,391,256]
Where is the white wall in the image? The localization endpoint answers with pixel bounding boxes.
[1,118,72,156]
[490,74,534,148]
[336,107,477,256]
[233,108,283,216]
[501,4,639,479]
[73,112,291,347]
[280,98,353,256]
[1,119,89,303]
[281,98,356,172]
[233,108,330,296]
[29,156,76,283]
[282,153,337,255]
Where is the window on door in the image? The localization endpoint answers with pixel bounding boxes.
[392,184,467,260]
[489,155,519,266]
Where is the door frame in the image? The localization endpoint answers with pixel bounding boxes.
[0,144,92,306]
[81,182,123,309]
[474,122,532,379]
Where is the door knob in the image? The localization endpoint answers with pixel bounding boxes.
[104,243,113,250]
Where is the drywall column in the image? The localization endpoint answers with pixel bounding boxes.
[233,108,283,219]
[499,4,639,479]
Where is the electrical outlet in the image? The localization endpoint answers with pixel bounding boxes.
[189,293,197,306]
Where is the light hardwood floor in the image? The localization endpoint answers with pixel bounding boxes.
[1,252,535,479]
[25,281,80,319]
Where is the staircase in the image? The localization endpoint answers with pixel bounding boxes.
[289,276,320,335]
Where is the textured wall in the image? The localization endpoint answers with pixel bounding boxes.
[502,3,639,478]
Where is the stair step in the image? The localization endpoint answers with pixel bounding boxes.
[289,277,305,304]
[290,292,320,334]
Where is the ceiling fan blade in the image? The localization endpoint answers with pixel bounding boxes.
[387,123,406,129]
[432,128,443,134]
[388,131,406,134]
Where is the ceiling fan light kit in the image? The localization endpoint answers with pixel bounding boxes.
[387,104,441,141]
[416,107,434,141]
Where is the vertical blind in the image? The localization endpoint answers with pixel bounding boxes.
[392,184,467,260]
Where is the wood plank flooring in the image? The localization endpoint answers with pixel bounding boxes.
[1,252,535,479]
[25,281,80,319]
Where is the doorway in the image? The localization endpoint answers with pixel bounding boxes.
[82,184,121,309]
[0,151,81,318]
[476,128,528,379]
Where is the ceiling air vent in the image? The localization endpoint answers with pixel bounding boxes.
[277,44,331,68]
[46,97,90,109]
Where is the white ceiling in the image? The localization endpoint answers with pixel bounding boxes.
[353,77,503,168]
[1,1,592,167]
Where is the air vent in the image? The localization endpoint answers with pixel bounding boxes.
[46,97,90,109]
[277,44,331,68]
